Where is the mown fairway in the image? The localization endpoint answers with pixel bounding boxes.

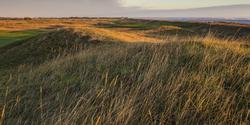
[0,29,48,47]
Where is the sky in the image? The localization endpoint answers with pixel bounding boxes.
[0,0,250,17]
[122,0,250,9]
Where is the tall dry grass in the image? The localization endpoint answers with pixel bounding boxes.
[0,36,249,125]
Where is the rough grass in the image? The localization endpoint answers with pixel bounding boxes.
[0,32,249,124]
[99,19,250,40]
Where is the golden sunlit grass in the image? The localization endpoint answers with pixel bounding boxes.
[203,35,250,55]
[77,27,161,43]
[0,19,161,43]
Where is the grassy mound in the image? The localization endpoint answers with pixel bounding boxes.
[0,29,104,71]
[0,35,249,124]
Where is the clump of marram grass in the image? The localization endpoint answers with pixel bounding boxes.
[0,37,249,125]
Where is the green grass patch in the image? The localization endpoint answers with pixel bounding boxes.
[0,29,48,47]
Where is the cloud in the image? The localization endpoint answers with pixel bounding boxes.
[0,0,135,17]
[127,4,250,19]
